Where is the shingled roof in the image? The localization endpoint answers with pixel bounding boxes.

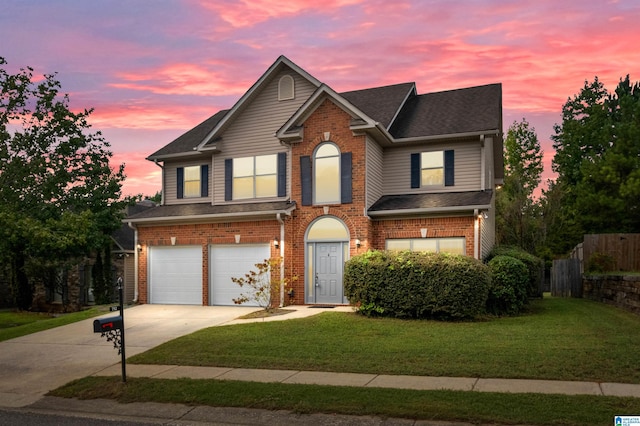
[147,109,228,160]
[368,190,493,215]
[126,200,296,224]
[389,84,502,139]
[340,82,415,130]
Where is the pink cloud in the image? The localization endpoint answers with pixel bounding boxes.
[113,153,162,197]
[197,0,364,27]
[110,63,251,97]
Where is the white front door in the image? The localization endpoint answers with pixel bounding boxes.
[314,242,344,304]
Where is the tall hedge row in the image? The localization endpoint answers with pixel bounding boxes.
[344,250,490,320]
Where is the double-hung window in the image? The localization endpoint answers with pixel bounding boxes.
[177,164,209,199]
[411,150,454,188]
[233,154,277,199]
[225,153,286,201]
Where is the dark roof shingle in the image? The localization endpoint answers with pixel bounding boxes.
[127,201,295,223]
[340,82,415,129]
[389,84,502,138]
[368,191,493,214]
[147,110,228,159]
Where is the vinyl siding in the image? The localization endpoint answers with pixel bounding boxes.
[165,158,213,205]
[382,140,481,194]
[213,69,317,204]
[365,136,384,209]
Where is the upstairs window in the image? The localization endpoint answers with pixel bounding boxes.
[300,143,352,206]
[177,164,209,199]
[225,153,286,201]
[421,151,444,186]
[183,166,201,197]
[314,143,340,204]
[411,150,454,188]
[278,75,295,100]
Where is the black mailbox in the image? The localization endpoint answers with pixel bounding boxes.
[93,316,123,333]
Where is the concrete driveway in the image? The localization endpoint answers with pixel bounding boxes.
[0,304,258,408]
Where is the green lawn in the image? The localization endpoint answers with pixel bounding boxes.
[130,296,640,383]
[51,297,640,425]
[51,376,640,426]
[0,306,111,342]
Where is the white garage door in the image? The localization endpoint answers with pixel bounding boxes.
[149,246,202,305]
[209,244,270,306]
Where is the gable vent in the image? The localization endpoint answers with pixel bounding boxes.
[278,75,295,100]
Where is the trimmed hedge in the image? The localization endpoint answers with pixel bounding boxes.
[486,255,529,315]
[344,250,490,320]
[486,246,544,298]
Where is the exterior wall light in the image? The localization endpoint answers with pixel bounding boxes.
[274,237,279,249]
[355,238,361,248]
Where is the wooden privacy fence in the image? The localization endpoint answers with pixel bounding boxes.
[551,258,582,297]
[582,234,640,272]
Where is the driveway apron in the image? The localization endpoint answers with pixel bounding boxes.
[0,305,257,408]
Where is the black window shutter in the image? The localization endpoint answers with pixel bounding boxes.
[341,152,352,204]
[277,152,286,197]
[176,167,184,199]
[300,155,311,206]
[444,150,455,186]
[200,164,209,197]
[410,153,420,188]
[224,159,232,201]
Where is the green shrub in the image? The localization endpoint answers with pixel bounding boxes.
[486,255,529,316]
[486,246,544,298]
[344,250,490,320]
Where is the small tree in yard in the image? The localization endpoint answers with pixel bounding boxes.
[231,258,294,312]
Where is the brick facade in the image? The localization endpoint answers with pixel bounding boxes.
[136,99,482,307]
[137,220,281,304]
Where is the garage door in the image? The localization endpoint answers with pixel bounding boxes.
[149,246,202,305]
[209,244,270,306]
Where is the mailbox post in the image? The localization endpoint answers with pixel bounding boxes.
[93,276,126,382]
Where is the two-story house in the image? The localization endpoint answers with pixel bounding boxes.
[126,55,503,307]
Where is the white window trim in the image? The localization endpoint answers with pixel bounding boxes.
[386,237,466,255]
[421,151,445,188]
[183,165,201,198]
[313,142,341,205]
[278,75,295,101]
[232,154,277,200]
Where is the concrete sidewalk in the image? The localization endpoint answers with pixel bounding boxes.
[94,363,640,398]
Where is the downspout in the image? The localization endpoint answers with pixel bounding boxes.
[153,159,165,205]
[276,213,285,307]
[128,222,139,302]
[473,209,480,260]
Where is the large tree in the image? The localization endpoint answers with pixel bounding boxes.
[0,58,126,309]
[495,119,543,252]
[551,75,640,249]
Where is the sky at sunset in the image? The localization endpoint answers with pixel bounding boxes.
[2,0,639,197]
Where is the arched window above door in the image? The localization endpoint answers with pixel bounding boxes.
[307,216,349,241]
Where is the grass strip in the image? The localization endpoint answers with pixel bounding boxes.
[0,306,111,342]
[50,376,640,426]
[129,297,640,383]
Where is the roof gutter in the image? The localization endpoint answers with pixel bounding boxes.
[368,203,491,217]
[126,206,297,226]
[392,129,500,144]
